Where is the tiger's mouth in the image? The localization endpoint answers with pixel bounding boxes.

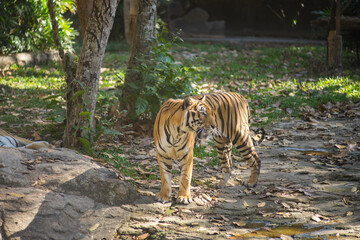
[196,125,222,141]
[210,127,222,138]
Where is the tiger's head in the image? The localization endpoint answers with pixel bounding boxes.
[181,95,215,132]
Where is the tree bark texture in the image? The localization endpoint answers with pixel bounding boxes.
[327,0,344,69]
[122,0,157,120]
[77,0,94,40]
[123,0,131,45]
[63,0,120,149]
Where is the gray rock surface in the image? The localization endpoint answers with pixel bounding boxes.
[169,8,225,37]
[0,147,138,240]
[0,51,60,68]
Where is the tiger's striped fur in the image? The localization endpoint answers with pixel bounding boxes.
[198,92,262,189]
[0,128,54,150]
[154,92,262,204]
[154,95,215,204]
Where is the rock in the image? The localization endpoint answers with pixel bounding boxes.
[0,147,138,239]
[0,50,61,69]
[169,8,225,37]
[15,52,34,66]
[0,56,16,68]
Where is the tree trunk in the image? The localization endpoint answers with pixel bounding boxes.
[63,0,120,150]
[123,0,131,45]
[122,0,157,120]
[327,0,343,69]
[77,0,94,40]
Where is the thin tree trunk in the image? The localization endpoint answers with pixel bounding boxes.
[77,0,94,40]
[63,0,120,150]
[129,0,140,48]
[327,0,346,69]
[123,0,131,45]
[122,0,157,120]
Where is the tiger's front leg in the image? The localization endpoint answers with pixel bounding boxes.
[177,151,194,204]
[156,153,173,203]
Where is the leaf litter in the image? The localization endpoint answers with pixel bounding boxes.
[114,114,360,239]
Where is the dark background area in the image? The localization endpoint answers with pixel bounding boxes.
[165,0,330,38]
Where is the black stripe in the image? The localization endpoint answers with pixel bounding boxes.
[178,140,188,151]
[159,153,172,160]
[179,152,189,161]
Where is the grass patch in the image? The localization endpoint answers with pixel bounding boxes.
[97,150,140,179]
[194,144,219,166]
[1,40,359,177]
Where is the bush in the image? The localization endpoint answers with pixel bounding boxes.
[123,26,198,121]
[0,0,77,54]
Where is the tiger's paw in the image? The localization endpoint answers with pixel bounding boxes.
[214,180,227,189]
[215,172,231,189]
[176,195,193,205]
[241,181,257,189]
[156,192,171,203]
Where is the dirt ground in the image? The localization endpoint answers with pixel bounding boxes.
[116,116,360,239]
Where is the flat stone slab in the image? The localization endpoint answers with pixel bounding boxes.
[0,147,138,240]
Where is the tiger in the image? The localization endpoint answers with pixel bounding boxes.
[0,128,54,150]
[154,92,264,204]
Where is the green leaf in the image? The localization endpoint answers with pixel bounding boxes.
[135,97,149,116]
[70,90,85,101]
[78,137,93,155]
[79,112,91,119]
[127,82,139,89]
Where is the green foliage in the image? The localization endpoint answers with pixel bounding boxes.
[0,0,77,54]
[313,0,360,17]
[98,150,140,179]
[125,27,198,120]
[194,145,219,166]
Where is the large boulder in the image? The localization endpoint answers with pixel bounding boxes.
[169,8,225,37]
[0,147,139,240]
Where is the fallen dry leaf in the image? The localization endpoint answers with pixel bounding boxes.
[102,152,113,159]
[8,193,25,198]
[225,198,237,203]
[311,215,321,222]
[351,187,357,193]
[343,197,350,205]
[89,223,100,231]
[202,193,212,202]
[257,202,266,208]
[233,221,247,227]
[333,150,348,158]
[281,202,290,209]
[335,144,346,149]
[194,197,205,206]
[280,234,294,240]
[243,200,249,208]
[212,222,223,227]
[346,211,353,216]
[137,233,150,240]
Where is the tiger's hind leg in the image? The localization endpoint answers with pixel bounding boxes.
[214,136,233,188]
[234,131,261,188]
[156,153,173,203]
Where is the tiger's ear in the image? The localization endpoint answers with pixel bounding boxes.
[183,96,195,110]
[199,95,206,102]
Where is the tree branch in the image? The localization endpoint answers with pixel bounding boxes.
[47,0,64,59]
[341,0,354,15]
